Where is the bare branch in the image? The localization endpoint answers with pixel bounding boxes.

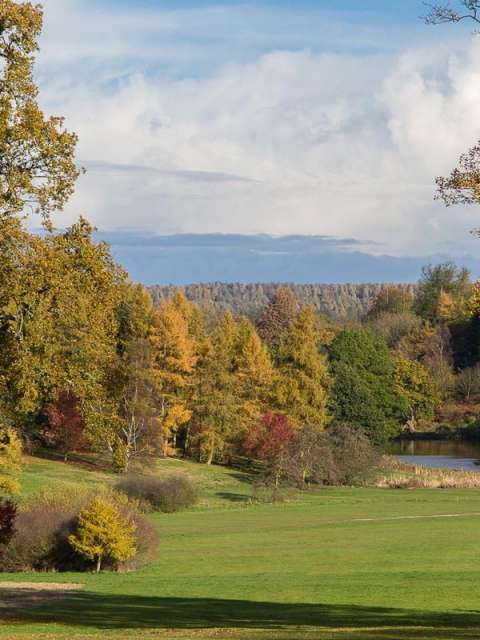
[423,1,480,26]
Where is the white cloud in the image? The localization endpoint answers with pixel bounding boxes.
[32,1,480,257]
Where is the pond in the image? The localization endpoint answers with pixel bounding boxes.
[389,440,480,471]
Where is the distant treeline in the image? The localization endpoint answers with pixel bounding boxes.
[149,283,418,320]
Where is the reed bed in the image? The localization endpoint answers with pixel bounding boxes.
[375,457,480,489]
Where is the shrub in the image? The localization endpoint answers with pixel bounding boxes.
[117,502,159,571]
[0,506,77,572]
[325,422,380,485]
[0,500,16,548]
[247,422,380,490]
[0,486,159,573]
[115,473,198,513]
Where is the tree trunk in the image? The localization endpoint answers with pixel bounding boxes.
[206,443,215,465]
[96,554,102,573]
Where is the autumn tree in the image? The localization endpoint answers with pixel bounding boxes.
[68,497,136,573]
[329,328,408,443]
[0,426,22,496]
[414,263,471,323]
[394,357,438,428]
[43,391,85,460]
[0,1,79,223]
[96,284,160,473]
[150,296,198,456]
[189,312,240,464]
[235,319,274,420]
[257,286,298,350]
[369,311,422,350]
[274,307,331,428]
[0,219,124,433]
[243,412,296,487]
[366,286,413,319]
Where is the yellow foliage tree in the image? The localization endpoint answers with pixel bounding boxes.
[0,426,22,496]
[68,497,136,573]
[274,307,331,427]
[0,1,80,223]
[235,319,274,424]
[150,298,198,455]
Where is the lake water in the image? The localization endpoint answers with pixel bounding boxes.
[389,440,480,471]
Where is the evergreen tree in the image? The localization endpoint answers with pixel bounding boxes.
[329,328,408,443]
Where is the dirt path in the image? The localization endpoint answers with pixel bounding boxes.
[0,582,82,613]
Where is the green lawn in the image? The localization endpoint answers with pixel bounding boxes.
[2,456,480,639]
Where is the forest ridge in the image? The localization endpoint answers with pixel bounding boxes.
[149,283,418,321]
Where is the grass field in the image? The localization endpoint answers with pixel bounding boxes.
[1,456,480,639]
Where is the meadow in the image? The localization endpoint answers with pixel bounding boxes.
[0,456,480,639]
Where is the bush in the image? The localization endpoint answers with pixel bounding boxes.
[325,422,380,486]
[115,473,198,513]
[0,500,16,548]
[0,506,77,572]
[0,485,159,573]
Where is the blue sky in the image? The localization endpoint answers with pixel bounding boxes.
[32,0,480,282]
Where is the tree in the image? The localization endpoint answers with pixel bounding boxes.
[366,286,413,319]
[115,340,162,472]
[329,328,408,443]
[274,307,331,427]
[394,357,438,427]
[189,312,241,464]
[43,391,85,460]
[257,286,298,350]
[0,426,22,496]
[424,1,480,28]
[97,284,159,473]
[150,298,198,456]
[243,412,296,487]
[68,497,136,573]
[414,263,471,323]
[235,319,274,421]
[0,1,79,223]
[115,283,155,357]
[0,219,124,428]
[455,364,480,401]
[369,311,421,350]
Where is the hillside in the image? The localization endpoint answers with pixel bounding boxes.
[149,282,418,320]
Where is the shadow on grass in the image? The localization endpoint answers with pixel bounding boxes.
[216,492,252,503]
[10,593,480,638]
[228,471,256,484]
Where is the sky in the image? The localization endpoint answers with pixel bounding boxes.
[32,0,480,282]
